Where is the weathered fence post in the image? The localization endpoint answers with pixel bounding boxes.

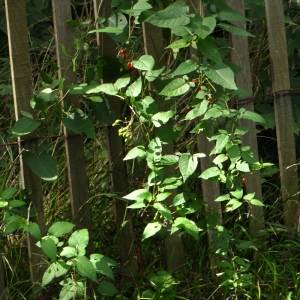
[227,0,265,236]
[264,0,299,229]
[5,0,46,294]
[93,0,138,277]
[51,0,94,252]
[0,248,6,300]
[142,22,186,273]
[189,0,222,273]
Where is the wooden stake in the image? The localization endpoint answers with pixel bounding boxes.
[52,0,94,252]
[5,0,46,294]
[227,0,265,236]
[264,0,299,229]
[93,0,138,277]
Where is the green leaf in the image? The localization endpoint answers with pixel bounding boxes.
[234,126,249,135]
[8,200,26,208]
[218,22,254,37]
[126,77,142,97]
[142,222,162,241]
[62,109,95,139]
[48,222,75,237]
[211,134,230,154]
[98,83,118,95]
[227,144,240,161]
[185,100,209,120]
[74,256,98,283]
[41,237,57,262]
[159,78,190,97]
[250,199,264,206]
[156,192,172,201]
[239,110,265,124]
[1,187,16,200]
[145,66,165,82]
[90,96,115,125]
[213,154,228,165]
[230,188,243,199]
[90,254,117,280]
[128,201,146,209]
[123,189,152,202]
[157,126,181,143]
[98,280,118,297]
[60,246,77,258]
[205,63,237,90]
[3,221,19,235]
[217,9,249,22]
[39,70,53,84]
[197,36,222,63]
[215,194,231,202]
[160,155,179,165]
[124,146,146,160]
[89,27,123,34]
[166,37,192,49]
[68,229,89,255]
[199,167,220,180]
[29,153,58,181]
[24,222,41,240]
[179,155,198,182]
[186,14,216,39]
[0,200,8,208]
[132,55,154,71]
[171,192,187,206]
[152,111,175,127]
[172,60,197,76]
[42,261,69,287]
[242,149,258,164]
[172,217,199,241]
[227,199,243,210]
[145,3,190,28]
[114,74,130,90]
[153,203,172,221]
[59,282,75,300]
[236,160,250,172]
[243,192,255,201]
[38,88,56,102]
[12,117,41,136]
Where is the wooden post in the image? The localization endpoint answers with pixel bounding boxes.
[5,0,46,294]
[93,0,138,277]
[143,22,186,273]
[51,0,94,252]
[264,0,299,229]
[189,0,222,273]
[0,248,6,300]
[227,0,265,236]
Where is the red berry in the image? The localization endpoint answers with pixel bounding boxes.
[191,78,196,83]
[119,49,125,55]
[175,166,179,170]
[242,177,246,183]
[131,69,137,75]
[127,62,134,70]
[207,97,212,102]
[230,210,233,213]
[185,107,191,113]
[223,205,226,211]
